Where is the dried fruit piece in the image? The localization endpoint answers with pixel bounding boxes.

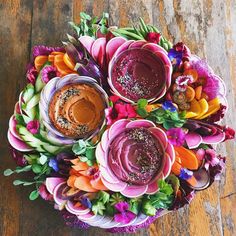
[195,86,202,100]
[173,91,186,104]
[185,86,195,102]
[183,69,198,82]
[195,98,209,119]
[34,56,48,71]
[179,102,190,110]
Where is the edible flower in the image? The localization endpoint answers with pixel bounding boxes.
[38,183,53,201]
[26,120,40,134]
[210,155,226,181]
[166,128,186,146]
[26,66,38,85]
[114,201,136,224]
[223,126,235,141]
[175,75,193,91]
[80,197,92,209]
[49,158,59,172]
[145,32,161,44]
[168,42,191,66]
[32,45,64,58]
[105,97,136,125]
[41,65,60,83]
[162,100,177,112]
[204,149,219,170]
[179,168,193,180]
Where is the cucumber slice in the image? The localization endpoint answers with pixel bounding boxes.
[41,145,63,155]
[24,107,37,120]
[22,84,35,103]
[35,76,45,93]
[22,114,32,124]
[25,94,40,110]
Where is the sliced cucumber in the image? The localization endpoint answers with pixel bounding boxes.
[25,94,40,110]
[22,84,35,103]
[35,76,45,93]
[22,114,32,124]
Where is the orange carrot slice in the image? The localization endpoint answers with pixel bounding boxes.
[171,161,182,175]
[63,53,76,71]
[48,54,55,63]
[50,51,65,56]
[91,178,108,191]
[185,86,195,102]
[74,176,97,192]
[174,146,199,170]
[34,56,48,71]
[183,69,198,82]
[195,86,202,100]
[67,175,77,188]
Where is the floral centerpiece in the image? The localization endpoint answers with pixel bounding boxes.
[4,12,235,233]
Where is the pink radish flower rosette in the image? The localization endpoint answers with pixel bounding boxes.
[4,12,235,233]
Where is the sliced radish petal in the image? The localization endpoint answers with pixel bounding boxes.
[131,213,149,226]
[95,143,106,167]
[91,37,106,66]
[162,154,172,178]
[101,177,127,191]
[9,116,22,140]
[79,35,95,54]
[129,40,146,49]
[7,130,33,152]
[126,120,155,129]
[45,177,65,195]
[108,119,130,139]
[165,143,175,164]
[106,37,126,62]
[202,132,225,144]
[53,182,67,205]
[101,129,109,150]
[121,185,148,198]
[146,182,159,194]
[185,132,203,149]
[149,127,168,149]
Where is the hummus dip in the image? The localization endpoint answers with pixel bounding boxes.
[48,83,106,138]
[111,48,166,102]
[107,127,164,185]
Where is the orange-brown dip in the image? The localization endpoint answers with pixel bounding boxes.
[48,83,106,138]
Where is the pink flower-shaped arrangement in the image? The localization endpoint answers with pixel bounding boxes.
[96,119,175,197]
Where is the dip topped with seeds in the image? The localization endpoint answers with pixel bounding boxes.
[110,48,166,102]
[108,127,164,185]
[48,83,106,138]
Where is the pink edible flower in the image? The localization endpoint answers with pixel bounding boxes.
[175,75,193,91]
[204,149,219,170]
[145,32,161,44]
[26,66,38,85]
[166,128,186,146]
[114,202,136,224]
[26,120,40,134]
[223,126,235,141]
[32,45,65,58]
[105,97,137,126]
[41,66,60,83]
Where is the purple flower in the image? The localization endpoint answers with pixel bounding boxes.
[114,202,136,224]
[49,158,59,172]
[168,42,191,66]
[204,149,219,170]
[41,66,60,83]
[26,66,38,85]
[26,120,40,134]
[162,100,177,112]
[32,45,65,58]
[80,197,92,209]
[179,168,193,180]
[209,155,226,181]
[166,128,186,146]
[175,75,193,91]
[38,183,53,201]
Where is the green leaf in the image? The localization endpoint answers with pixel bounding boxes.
[38,154,48,165]
[141,200,156,216]
[32,164,42,174]
[137,108,148,118]
[13,180,25,185]
[15,165,32,173]
[80,12,91,20]
[85,148,95,160]
[105,204,116,216]
[137,98,148,108]
[100,24,108,34]
[29,190,39,200]
[79,156,88,162]
[15,114,25,125]
[129,198,142,214]
[97,191,110,204]
[158,179,174,195]
[4,169,14,176]
[92,200,106,215]
[109,193,125,205]
[170,112,179,121]
[166,174,180,194]
[86,160,94,166]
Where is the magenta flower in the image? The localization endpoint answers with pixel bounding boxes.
[175,75,193,91]
[204,149,219,170]
[26,66,38,85]
[105,98,137,125]
[10,146,27,167]
[166,128,186,146]
[114,202,136,224]
[145,32,161,44]
[38,183,53,201]
[26,120,40,134]
[41,66,60,83]
[32,45,64,58]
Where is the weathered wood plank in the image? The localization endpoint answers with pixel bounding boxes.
[0,1,33,236]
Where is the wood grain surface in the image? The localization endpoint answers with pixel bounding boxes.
[0,1,235,236]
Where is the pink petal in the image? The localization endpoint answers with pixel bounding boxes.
[100,166,120,183]
[91,37,106,66]
[185,132,203,149]
[121,185,148,198]
[66,200,90,215]
[45,177,65,195]
[106,37,127,62]
[166,143,175,164]
[162,153,172,178]
[202,132,225,144]
[108,119,130,140]
[101,129,109,150]
[9,116,22,140]
[128,40,146,49]
[79,35,95,54]
[146,182,159,194]
[142,43,167,55]
[125,119,155,129]
[95,143,106,167]
[101,177,127,192]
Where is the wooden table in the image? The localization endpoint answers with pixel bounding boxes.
[0,1,235,235]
